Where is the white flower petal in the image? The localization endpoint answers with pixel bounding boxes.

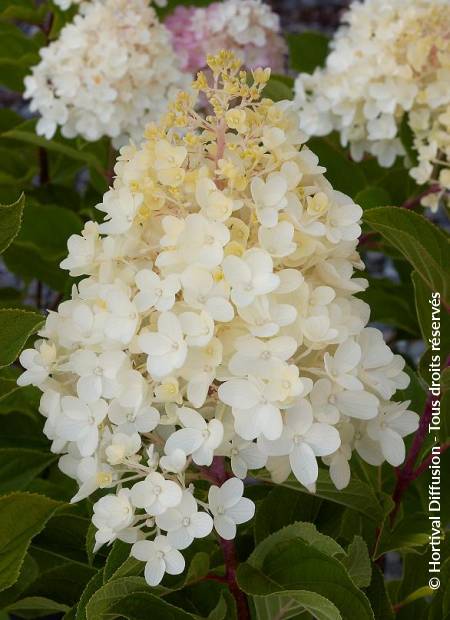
[214,514,236,540]
[145,557,166,586]
[167,527,192,550]
[226,497,255,525]
[218,380,260,409]
[380,428,405,466]
[190,512,213,538]
[219,477,244,509]
[306,423,341,457]
[164,428,203,456]
[290,442,318,486]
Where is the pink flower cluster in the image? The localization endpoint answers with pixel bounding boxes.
[165,0,286,73]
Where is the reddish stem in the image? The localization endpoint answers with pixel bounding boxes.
[219,537,250,620]
[205,457,250,619]
[204,573,227,584]
[400,184,441,210]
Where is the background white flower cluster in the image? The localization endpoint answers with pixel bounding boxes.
[24,0,189,145]
[294,0,450,209]
[18,54,418,587]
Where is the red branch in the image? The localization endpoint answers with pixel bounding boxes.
[205,457,250,620]
[400,184,441,210]
[219,536,250,620]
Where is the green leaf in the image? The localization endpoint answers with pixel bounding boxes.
[103,540,143,583]
[354,186,391,210]
[6,596,70,617]
[237,537,374,620]
[263,75,294,101]
[183,552,210,588]
[376,514,429,557]
[4,202,82,291]
[23,560,97,607]
[365,565,394,620]
[0,378,41,418]
[396,542,442,603]
[207,591,235,620]
[0,554,39,610]
[1,120,106,175]
[308,137,367,198]
[0,377,20,402]
[0,25,41,90]
[111,592,195,620]
[0,148,37,187]
[253,590,342,620]
[287,32,330,73]
[0,57,33,91]
[166,581,235,620]
[34,513,91,565]
[0,23,42,57]
[254,470,391,523]
[358,278,419,336]
[251,522,345,564]
[364,208,450,305]
[75,570,104,620]
[397,586,435,611]
[0,448,56,493]
[0,308,44,368]
[341,536,371,588]
[8,202,82,262]
[0,108,23,133]
[85,576,151,620]
[0,287,24,310]
[0,492,60,592]
[0,193,24,254]
[0,0,48,23]
[254,486,322,544]
[373,168,418,206]
[110,591,196,619]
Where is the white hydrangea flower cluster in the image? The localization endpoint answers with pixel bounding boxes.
[25,0,189,145]
[18,52,419,587]
[294,0,450,210]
